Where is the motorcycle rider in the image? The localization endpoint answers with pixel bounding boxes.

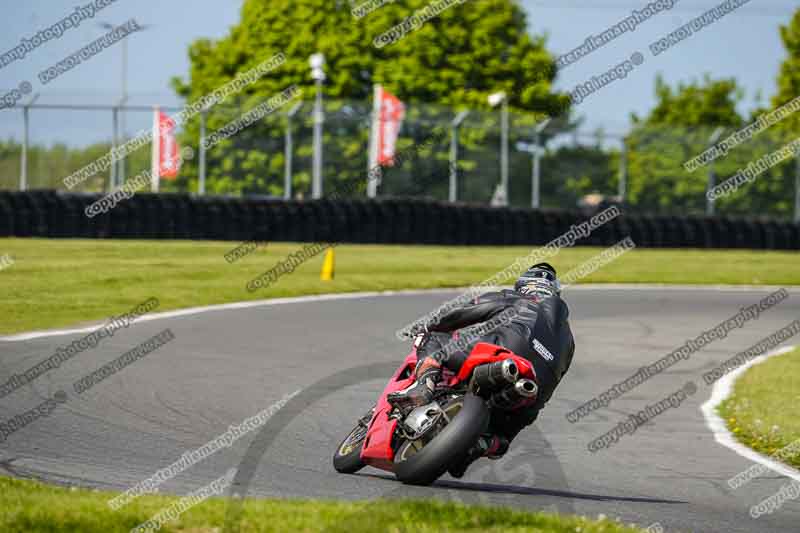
[387,263,575,477]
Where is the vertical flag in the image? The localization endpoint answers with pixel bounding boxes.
[367,85,406,197]
[151,107,181,191]
[377,87,405,166]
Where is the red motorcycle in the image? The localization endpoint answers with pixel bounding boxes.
[332,341,539,485]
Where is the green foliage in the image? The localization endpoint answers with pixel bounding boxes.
[640,75,744,128]
[0,476,647,533]
[169,0,570,199]
[0,139,150,192]
[729,6,800,219]
[2,238,799,335]
[620,7,800,219]
[173,0,565,110]
[625,74,794,217]
[4,5,797,216]
[545,141,617,205]
[773,9,800,132]
[718,347,800,470]
[625,76,741,213]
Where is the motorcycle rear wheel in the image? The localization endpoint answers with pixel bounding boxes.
[393,394,489,485]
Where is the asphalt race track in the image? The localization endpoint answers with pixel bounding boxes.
[1,287,799,532]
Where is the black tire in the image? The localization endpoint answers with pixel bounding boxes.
[394,394,490,485]
[333,410,372,474]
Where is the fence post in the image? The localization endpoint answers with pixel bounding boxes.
[21,107,29,191]
[500,100,509,206]
[150,106,159,193]
[199,109,207,195]
[531,119,549,209]
[20,94,39,191]
[449,111,470,203]
[310,54,326,199]
[284,102,302,200]
[705,127,725,216]
[111,106,119,192]
[118,98,128,186]
[367,84,381,199]
[488,92,508,206]
[449,125,458,202]
[284,114,293,200]
[618,139,627,201]
[706,164,716,216]
[532,143,541,209]
[795,153,800,224]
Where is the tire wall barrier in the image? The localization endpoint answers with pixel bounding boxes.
[0,191,798,250]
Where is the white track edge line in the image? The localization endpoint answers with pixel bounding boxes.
[701,344,800,483]
[0,289,450,342]
[2,284,797,342]
[567,284,799,292]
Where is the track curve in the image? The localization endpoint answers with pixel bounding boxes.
[1,287,799,532]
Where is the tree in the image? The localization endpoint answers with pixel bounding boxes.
[746,7,800,219]
[544,141,617,206]
[773,8,800,132]
[719,8,800,218]
[0,139,150,192]
[170,0,570,198]
[625,75,748,214]
[642,75,744,128]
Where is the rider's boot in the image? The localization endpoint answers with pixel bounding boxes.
[447,434,509,478]
[387,358,442,411]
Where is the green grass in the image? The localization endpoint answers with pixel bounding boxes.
[0,238,798,334]
[0,476,647,533]
[718,347,800,469]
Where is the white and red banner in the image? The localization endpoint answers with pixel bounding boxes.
[376,87,405,166]
[151,108,181,191]
[367,85,406,197]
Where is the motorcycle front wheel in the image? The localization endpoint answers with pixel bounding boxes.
[333,407,374,474]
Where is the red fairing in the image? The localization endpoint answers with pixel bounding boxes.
[449,343,538,411]
[360,350,418,471]
[359,342,538,472]
[451,342,536,384]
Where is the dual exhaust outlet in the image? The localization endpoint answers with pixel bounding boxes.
[471,359,538,408]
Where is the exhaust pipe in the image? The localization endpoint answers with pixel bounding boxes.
[472,359,518,391]
[488,378,539,409]
[514,379,538,398]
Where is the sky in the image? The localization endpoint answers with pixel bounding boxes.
[0,0,796,146]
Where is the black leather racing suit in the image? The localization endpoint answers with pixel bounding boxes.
[417,289,575,441]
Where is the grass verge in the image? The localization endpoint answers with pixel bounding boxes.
[0,238,798,335]
[718,347,800,469]
[0,476,647,533]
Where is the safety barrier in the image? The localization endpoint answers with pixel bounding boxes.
[0,191,797,249]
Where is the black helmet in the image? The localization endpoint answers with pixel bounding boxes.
[514,262,561,299]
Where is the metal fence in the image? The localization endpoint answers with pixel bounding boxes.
[1,94,798,221]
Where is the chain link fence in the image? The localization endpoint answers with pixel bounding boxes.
[1,93,797,219]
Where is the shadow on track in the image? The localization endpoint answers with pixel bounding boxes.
[222,360,579,532]
[358,472,686,505]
